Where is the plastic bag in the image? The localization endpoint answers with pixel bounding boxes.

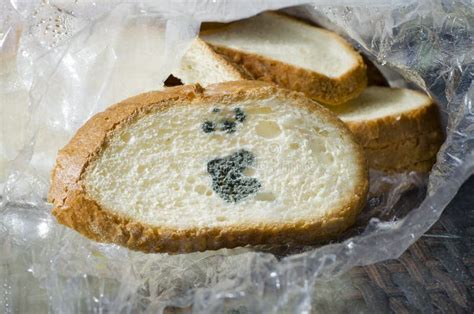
[1,0,473,312]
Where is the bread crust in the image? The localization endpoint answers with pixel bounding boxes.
[341,90,443,146]
[370,157,436,173]
[358,130,443,150]
[48,81,368,253]
[365,138,440,173]
[202,13,367,106]
[337,89,443,173]
[209,44,367,106]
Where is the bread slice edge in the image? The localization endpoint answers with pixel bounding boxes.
[202,12,368,105]
[340,89,443,146]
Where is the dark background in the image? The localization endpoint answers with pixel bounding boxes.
[311,176,474,313]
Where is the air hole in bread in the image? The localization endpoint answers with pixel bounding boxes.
[255,121,281,139]
[247,106,273,114]
[194,184,207,195]
[243,167,256,176]
[289,143,300,150]
[314,127,329,136]
[120,132,131,143]
[255,192,276,202]
[169,182,179,191]
[137,165,146,174]
[309,139,325,154]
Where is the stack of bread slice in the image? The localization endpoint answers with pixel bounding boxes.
[332,87,443,172]
[172,12,443,173]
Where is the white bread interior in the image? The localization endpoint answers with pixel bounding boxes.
[173,38,248,86]
[84,94,364,229]
[333,87,433,122]
[201,13,360,79]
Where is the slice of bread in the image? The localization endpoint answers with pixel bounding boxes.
[332,86,443,172]
[201,12,367,105]
[48,81,368,253]
[172,38,250,86]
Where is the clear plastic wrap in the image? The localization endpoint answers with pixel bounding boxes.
[1,0,473,312]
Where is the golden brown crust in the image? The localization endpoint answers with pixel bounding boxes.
[370,157,436,173]
[48,81,368,253]
[335,89,444,173]
[359,130,443,150]
[366,135,440,164]
[365,136,440,173]
[344,99,443,147]
[201,12,367,106]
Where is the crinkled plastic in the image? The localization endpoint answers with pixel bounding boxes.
[1,0,473,312]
